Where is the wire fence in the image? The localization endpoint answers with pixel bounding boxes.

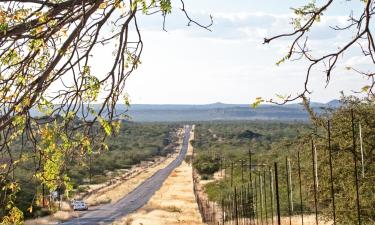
[192,109,374,225]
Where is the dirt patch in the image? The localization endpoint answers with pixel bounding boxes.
[280,215,332,225]
[25,210,80,225]
[199,169,225,186]
[222,215,331,225]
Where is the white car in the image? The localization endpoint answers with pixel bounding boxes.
[72,200,88,211]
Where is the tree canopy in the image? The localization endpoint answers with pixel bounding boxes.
[0,0,213,222]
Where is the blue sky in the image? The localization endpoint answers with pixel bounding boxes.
[113,0,369,104]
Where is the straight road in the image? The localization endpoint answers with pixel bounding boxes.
[61,125,192,225]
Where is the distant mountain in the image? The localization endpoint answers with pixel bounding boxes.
[326,99,341,108]
[123,100,339,122]
[28,100,340,122]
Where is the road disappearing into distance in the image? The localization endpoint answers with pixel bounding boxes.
[61,125,192,225]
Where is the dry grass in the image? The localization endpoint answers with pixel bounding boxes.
[86,128,185,206]
[113,126,204,225]
[85,152,179,206]
[26,154,181,225]
[223,215,331,225]
[26,128,185,225]
[25,210,80,225]
[113,162,204,225]
[26,155,181,225]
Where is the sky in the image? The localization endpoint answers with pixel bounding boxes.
[112,0,370,104]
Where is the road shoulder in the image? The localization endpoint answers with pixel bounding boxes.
[112,125,205,225]
[25,128,185,225]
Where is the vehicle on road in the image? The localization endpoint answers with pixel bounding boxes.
[72,200,88,211]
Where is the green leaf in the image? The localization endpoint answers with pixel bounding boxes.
[98,117,112,136]
[251,97,264,108]
[361,85,370,92]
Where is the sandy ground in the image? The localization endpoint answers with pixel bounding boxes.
[113,125,205,225]
[199,169,225,186]
[26,129,185,225]
[280,215,332,225]
[224,215,331,225]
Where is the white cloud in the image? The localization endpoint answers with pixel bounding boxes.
[345,55,374,67]
[122,1,370,104]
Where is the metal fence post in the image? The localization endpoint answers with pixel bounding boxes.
[274,163,281,225]
[235,187,239,225]
[311,140,318,225]
[327,120,336,225]
[269,168,274,225]
[286,157,292,225]
[351,109,361,225]
[297,151,304,225]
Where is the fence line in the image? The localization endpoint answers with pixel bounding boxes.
[192,111,372,225]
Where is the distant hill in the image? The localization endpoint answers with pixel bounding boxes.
[28,101,340,122]
[123,100,340,122]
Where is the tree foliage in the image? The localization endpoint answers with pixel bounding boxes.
[0,0,211,222]
[307,97,375,224]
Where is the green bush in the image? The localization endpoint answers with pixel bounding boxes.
[193,154,220,176]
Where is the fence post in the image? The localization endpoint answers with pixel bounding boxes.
[214,202,216,224]
[263,170,268,225]
[259,173,264,225]
[222,198,225,225]
[239,186,242,225]
[243,185,247,225]
[297,151,304,225]
[231,162,234,187]
[274,163,281,225]
[249,149,253,184]
[229,194,232,225]
[235,187,239,225]
[269,168,274,225]
[286,157,292,225]
[327,121,336,225]
[224,159,227,180]
[250,182,255,225]
[254,179,259,225]
[221,157,223,177]
[249,149,254,225]
[311,140,318,225]
[351,110,362,225]
[241,160,244,184]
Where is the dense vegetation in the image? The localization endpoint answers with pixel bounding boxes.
[1,122,179,219]
[192,120,311,196]
[192,98,375,224]
[68,122,179,186]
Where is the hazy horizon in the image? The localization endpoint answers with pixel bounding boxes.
[126,99,338,105]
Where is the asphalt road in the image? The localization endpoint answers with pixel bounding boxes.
[60,125,192,225]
